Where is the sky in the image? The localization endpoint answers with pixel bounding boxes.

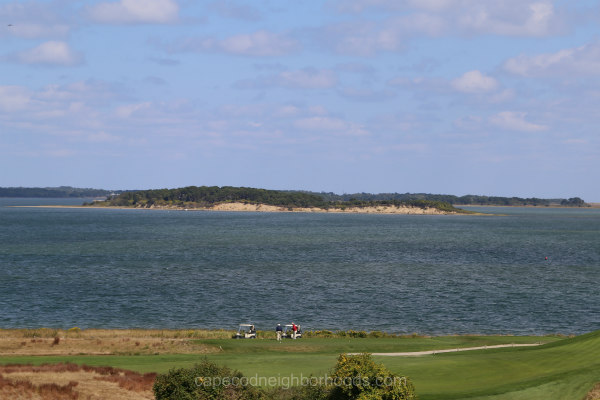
[1,0,599,200]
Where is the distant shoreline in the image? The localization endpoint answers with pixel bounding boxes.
[11,203,467,215]
[12,202,596,213]
[456,203,599,209]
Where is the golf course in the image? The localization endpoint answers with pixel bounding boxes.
[1,329,598,399]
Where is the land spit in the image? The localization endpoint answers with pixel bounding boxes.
[17,202,462,215]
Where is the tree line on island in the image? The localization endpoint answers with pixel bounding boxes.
[311,191,587,207]
[91,185,464,212]
[0,186,115,198]
[82,185,587,212]
[0,186,588,208]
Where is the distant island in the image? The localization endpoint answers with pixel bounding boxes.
[2,186,589,209]
[85,186,470,215]
[0,186,117,198]
[309,191,588,207]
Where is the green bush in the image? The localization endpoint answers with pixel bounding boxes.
[153,360,263,400]
[346,330,368,338]
[306,330,334,338]
[328,354,417,400]
[265,383,329,400]
[153,355,417,400]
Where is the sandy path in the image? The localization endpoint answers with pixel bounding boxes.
[350,343,543,357]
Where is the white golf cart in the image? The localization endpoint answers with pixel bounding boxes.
[234,324,256,339]
[282,324,302,339]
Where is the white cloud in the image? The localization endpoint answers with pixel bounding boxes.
[13,41,82,66]
[0,86,31,112]
[0,2,72,39]
[218,30,297,56]
[490,111,547,132]
[457,2,557,36]
[316,16,445,56]
[236,68,337,89]
[333,0,564,38]
[0,81,130,139]
[87,131,122,143]
[277,69,337,89]
[165,30,298,56]
[88,0,179,24]
[335,0,450,13]
[453,115,483,131]
[116,102,153,118]
[38,81,122,104]
[4,23,70,39]
[337,87,395,102]
[207,1,261,21]
[272,105,298,117]
[504,42,600,77]
[294,116,369,136]
[451,70,499,94]
[489,89,516,103]
[320,1,559,57]
[46,149,76,158]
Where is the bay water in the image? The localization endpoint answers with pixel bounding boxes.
[1,198,598,335]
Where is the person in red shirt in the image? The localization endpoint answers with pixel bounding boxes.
[292,322,298,339]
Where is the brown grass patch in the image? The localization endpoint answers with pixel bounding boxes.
[584,383,600,400]
[0,328,229,356]
[0,363,155,399]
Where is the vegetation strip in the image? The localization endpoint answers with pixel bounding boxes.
[87,185,471,214]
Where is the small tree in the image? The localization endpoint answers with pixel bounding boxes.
[328,353,417,400]
[153,360,263,400]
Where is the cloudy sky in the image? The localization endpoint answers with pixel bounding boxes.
[1,0,599,200]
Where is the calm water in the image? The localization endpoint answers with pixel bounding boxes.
[0,199,599,335]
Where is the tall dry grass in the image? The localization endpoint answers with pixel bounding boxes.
[0,328,230,356]
[0,328,235,339]
[0,363,156,399]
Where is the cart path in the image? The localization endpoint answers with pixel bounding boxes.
[350,343,544,357]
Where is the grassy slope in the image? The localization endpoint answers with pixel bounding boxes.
[0,333,597,399]
[378,330,600,399]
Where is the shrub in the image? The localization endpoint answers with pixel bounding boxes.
[328,353,417,400]
[22,328,58,338]
[346,330,368,338]
[265,383,329,400]
[307,330,335,338]
[153,360,263,400]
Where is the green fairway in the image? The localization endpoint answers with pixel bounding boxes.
[1,333,597,399]
[377,330,600,399]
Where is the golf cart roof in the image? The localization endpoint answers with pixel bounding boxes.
[238,324,254,327]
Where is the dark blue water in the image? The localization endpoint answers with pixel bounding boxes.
[0,199,598,335]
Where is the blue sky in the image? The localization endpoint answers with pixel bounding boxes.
[1,0,599,200]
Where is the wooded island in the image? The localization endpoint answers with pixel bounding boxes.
[86,186,469,214]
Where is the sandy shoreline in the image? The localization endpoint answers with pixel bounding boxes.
[11,202,459,215]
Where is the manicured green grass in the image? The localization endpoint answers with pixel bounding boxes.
[200,335,558,354]
[378,330,600,399]
[1,333,597,399]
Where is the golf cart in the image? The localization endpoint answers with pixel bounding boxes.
[282,324,302,339]
[234,324,256,339]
